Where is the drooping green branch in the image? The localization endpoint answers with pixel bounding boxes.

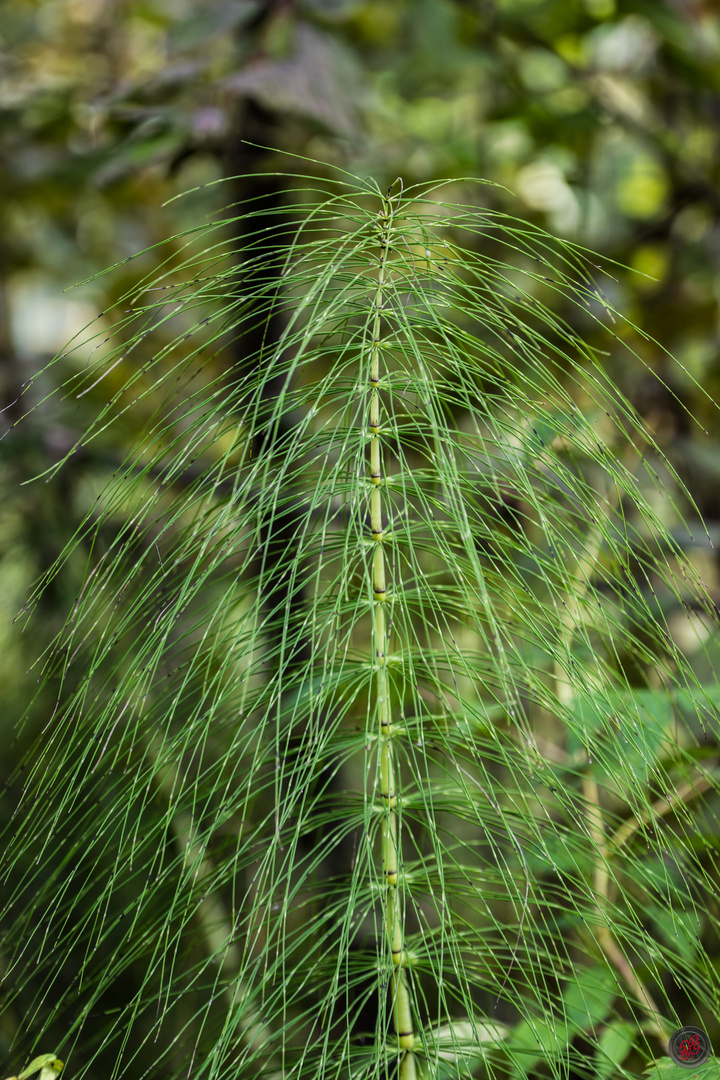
[144,733,279,1074]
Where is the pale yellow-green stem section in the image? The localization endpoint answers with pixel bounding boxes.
[369,192,415,1080]
[554,461,670,1048]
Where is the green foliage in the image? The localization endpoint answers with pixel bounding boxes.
[645,1057,720,1080]
[2,164,720,1080]
[3,1056,64,1080]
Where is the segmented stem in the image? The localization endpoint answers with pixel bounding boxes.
[370,187,416,1080]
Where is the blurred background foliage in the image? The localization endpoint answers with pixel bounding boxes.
[3,0,720,1074]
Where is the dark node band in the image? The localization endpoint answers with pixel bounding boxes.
[374,586,387,595]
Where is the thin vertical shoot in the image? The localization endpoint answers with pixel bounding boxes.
[369,182,416,1080]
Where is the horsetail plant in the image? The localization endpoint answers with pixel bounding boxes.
[2,160,720,1080]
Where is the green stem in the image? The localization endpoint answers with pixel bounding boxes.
[554,451,671,1049]
[369,187,416,1077]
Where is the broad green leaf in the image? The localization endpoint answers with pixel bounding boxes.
[597,1021,636,1080]
[509,1016,567,1080]
[645,1056,720,1080]
[9,1057,64,1080]
[424,1019,509,1079]
[569,688,674,786]
[561,965,617,1032]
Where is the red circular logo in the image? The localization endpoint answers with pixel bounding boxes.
[668,1027,712,1069]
